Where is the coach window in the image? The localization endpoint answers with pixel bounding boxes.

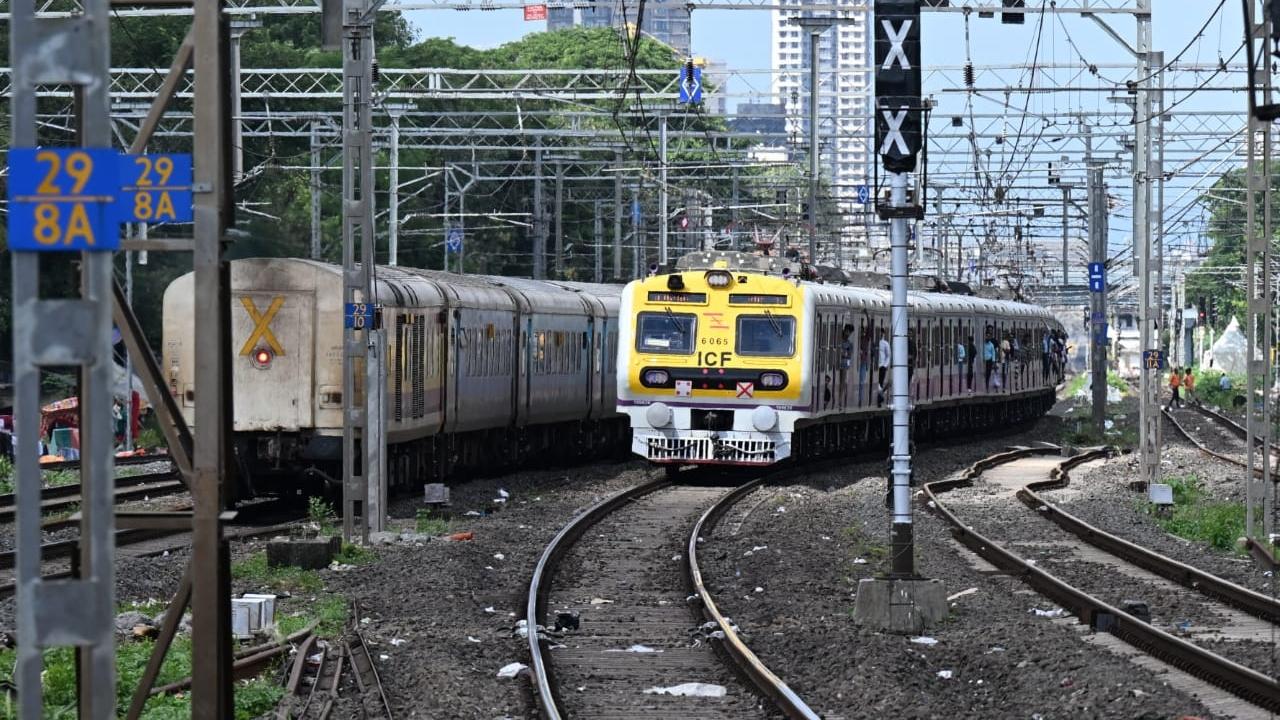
[737,314,796,356]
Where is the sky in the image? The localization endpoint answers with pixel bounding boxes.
[402,1,1247,102]
[399,1,1250,270]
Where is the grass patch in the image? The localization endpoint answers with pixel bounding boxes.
[334,542,375,565]
[0,456,12,495]
[1148,474,1247,552]
[278,595,349,639]
[44,469,78,488]
[0,635,281,719]
[415,509,449,535]
[232,551,323,594]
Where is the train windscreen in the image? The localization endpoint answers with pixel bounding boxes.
[635,311,696,354]
[736,314,795,356]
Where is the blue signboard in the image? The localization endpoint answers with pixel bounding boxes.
[1090,311,1104,324]
[1092,323,1108,347]
[631,198,642,225]
[1142,349,1165,371]
[1088,262,1106,293]
[117,153,193,223]
[446,227,464,254]
[7,148,119,251]
[678,66,703,104]
[344,302,376,330]
[856,185,870,204]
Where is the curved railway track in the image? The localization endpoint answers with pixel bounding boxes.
[1164,404,1279,476]
[526,468,819,719]
[924,446,1280,713]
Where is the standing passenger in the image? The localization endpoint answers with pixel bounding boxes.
[877,329,891,407]
[983,331,997,389]
[966,335,978,392]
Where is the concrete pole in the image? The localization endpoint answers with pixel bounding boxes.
[124,247,133,452]
[631,184,642,277]
[554,162,564,277]
[1060,185,1069,286]
[1134,0,1159,491]
[442,170,450,272]
[889,171,914,577]
[613,151,623,280]
[533,145,545,279]
[594,199,603,283]
[1153,50,1165,457]
[388,111,400,266]
[808,28,821,266]
[230,28,244,182]
[459,182,466,273]
[659,114,669,266]
[310,121,322,260]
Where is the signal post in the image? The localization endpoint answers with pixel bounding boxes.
[853,0,946,634]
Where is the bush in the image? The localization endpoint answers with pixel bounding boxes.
[1151,474,1246,552]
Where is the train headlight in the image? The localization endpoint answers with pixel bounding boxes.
[646,402,673,428]
[642,369,670,387]
[759,371,787,389]
[751,406,778,432]
[705,271,733,289]
[252,347,274,369]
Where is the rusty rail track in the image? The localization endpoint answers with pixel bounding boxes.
[1163,405,1278,476]
[526,466,819,719]
[923,446,1280,712]
[0,469,186,525]
[346,604,393,720]
[1017,449,1280,623]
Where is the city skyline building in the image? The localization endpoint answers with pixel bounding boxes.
[547,2,691,55]
[770,2,872,262]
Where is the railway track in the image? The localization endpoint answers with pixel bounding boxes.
[1165,404,1279,476]
[526,468,819,720]
[0,506,302,599]
[924,446,1280,713]
[0,469,186,525]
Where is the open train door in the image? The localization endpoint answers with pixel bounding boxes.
[232,291,314,431]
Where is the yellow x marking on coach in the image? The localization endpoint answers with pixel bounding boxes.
[239,296,286,356]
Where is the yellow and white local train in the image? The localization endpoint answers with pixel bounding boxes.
[617,251,1062,467]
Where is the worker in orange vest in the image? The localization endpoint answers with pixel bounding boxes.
[1167,367,1182,409]
[1182,368,1196,405]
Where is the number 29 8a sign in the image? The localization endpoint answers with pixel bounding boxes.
[7,149,194,252]
[7,148,118,251]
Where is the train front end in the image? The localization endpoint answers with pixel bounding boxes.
[618,254,807,467]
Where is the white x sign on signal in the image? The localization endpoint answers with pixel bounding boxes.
[880,108,910,155]
[880,19,913,70]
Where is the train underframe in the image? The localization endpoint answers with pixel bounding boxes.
[231,417,630,502]
[638,390,1056,472]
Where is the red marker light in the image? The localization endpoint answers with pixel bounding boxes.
[252,348,273,368]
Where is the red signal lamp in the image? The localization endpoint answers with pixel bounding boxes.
[252,347,274,369]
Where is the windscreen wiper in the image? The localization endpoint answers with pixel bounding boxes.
[764,309,783,337]
[664,307,685,336]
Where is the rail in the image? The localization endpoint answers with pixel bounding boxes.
[922,446,1280,712]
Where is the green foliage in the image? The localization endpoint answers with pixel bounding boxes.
[1190,368,1245,410]
[307,497,336,535]
[334,542,375,565]
[0,456,12,495]
[233,678,287,720]
[43,470,78,488]
[1188,168,1280,333]
[1151,475,1247,552]
[415,509,448,535]
[232,551,324,594]
[279,595,349,639]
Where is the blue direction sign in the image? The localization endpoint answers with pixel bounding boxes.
[117,153,193,223]
[1142,349,1165,371]
[678,65,703,104]
[1088,262,1106,293]
[344,302,376,330]
[446,227,464,254]
[856,185,870,204]
[7,148,119,251]
[631,198,642,225]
